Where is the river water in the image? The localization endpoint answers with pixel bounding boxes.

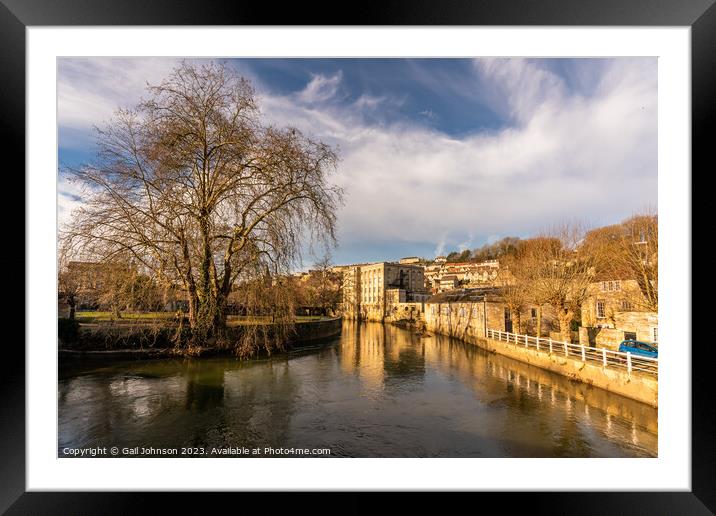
[58,321,657,457]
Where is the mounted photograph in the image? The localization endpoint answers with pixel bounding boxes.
[57,57,658,458]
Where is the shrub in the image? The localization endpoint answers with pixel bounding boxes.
[58,318,80,345]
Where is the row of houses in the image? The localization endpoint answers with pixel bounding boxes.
[424,260,500,293]
[341,261,657,349]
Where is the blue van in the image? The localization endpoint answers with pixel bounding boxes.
[618,340,658,358]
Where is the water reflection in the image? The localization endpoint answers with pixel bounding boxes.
[58,321,657,457]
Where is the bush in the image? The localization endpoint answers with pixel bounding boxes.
[58,318,80,344]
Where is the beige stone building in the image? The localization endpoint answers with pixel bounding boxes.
[424,288,558,340]
[342,261,427,321]
[438,275,459,292]
[579,279,658,349]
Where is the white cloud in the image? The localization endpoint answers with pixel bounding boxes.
[295,71,344,104]
[57,58,657,261]
[58,57,187,148]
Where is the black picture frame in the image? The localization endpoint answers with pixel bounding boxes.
[3,0,710,512]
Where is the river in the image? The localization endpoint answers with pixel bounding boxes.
[58,321,657,457]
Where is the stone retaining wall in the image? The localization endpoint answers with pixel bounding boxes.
[423,325,657,407]
[59,317,343,358]
[470,334,657,407]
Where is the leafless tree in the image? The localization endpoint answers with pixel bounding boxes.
[518,224,595,343]
[583,212,658,312]
[496,255,528,334]
[61,61,343,348]
[306,255,342,315]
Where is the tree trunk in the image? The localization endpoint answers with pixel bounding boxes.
[536,306,542,338]
[515,310,522,334]
[556,307,573,343]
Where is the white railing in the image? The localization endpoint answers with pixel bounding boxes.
[485,329,658,377]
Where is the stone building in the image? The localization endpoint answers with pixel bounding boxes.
[579,279,658,350]
[342,261,427,321]
[438,275,459,292]
[424,288,558,340]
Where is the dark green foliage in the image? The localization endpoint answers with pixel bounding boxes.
[58,318,80,343]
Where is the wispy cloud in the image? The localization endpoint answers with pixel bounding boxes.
[295,71,344,104]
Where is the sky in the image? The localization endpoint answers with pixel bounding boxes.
[58,57,657,268]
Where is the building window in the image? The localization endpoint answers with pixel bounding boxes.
[531,308,537,318]
[596,300,606,319]
[601,280,621,292]
[621,299,632,311]
[624,331,637,341]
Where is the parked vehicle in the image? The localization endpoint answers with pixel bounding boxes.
[618,340,658,358]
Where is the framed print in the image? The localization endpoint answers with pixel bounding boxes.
[3,0,712,512]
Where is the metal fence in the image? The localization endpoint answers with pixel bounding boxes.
[485,329,658,377]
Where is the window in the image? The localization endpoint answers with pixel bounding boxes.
[653,327,658,344]
[621,299,632,311]
[624,331,637,341]
[596,300,606,319]
[531,308,537,318]
[601,280,621,292]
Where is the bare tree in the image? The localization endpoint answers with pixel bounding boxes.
[496,255,528,334]
[61,61,343,347]
[518,224,595,343]
[583,212,658,312]
[306,255,342,315]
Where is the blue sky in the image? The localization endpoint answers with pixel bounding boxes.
[58,57,657,268]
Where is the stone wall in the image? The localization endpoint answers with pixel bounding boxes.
[579,311,658,349]
[424,298,657,406]
[453,332,658,407]
[424,299,557,339]
[478,335,658,407]
[385,302,425,323]
[59,317,343,355]
[580,280,658,348]
[290,317,343,345]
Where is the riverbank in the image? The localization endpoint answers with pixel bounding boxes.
[406,321,657,407]
[58,316,343,359]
